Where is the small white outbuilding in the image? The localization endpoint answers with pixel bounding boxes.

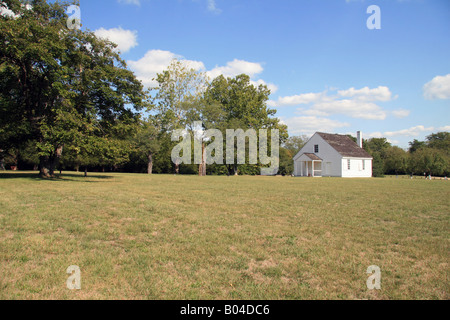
[293,131,373,178]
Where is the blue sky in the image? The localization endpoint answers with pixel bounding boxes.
[78,0,450,148]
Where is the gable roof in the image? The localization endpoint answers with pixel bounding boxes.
[303,153,322,161]
[316,132,372,158]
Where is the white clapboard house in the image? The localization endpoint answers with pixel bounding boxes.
[293,131,373,178]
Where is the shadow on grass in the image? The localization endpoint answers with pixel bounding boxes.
[0,171,115,182]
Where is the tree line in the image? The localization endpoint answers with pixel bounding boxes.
[1,1,448,177]
[0,0,287,177]
[278,132,450,177]
[364,132,450,177]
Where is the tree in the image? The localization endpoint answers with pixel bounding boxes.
[278,147,294,176]
[205,74,284,130]
[0,0,147,177]
[365,138,392,156]
[283,135,308,155]
[0,149,5,170]
[409,139,426,154]
[152,59,209,174]
[204,74,288,175]
[364,138,391,177]
[409,148,449,177]
[152,59,208,130]
[426,132,450,153]
[384,146,408,175]
[407,132,450,177]
[129,116,160,174]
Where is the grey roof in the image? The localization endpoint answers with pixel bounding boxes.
[303,153,322,161]
[317,132,373,158]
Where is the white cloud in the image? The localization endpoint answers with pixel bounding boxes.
[308,99,386,120]
[369,125,435,138]
[128,50,206,88]
[384,125,434,137]
[94,27,138,53]
[438,126,450,131]
[337,86,393,102]
[366,125,449,145]
[207,0,221,13]
[270,92,328,107]
[423,74,450,100]
[269,86,395,120]
[118,0,140,5]
[117,0,221,13]
[392,109,410,118]
[207,59,263,80]
[387,139,400,145]
[367,132,384,138]
[129,52,277,93]
[250,79,278,94]
[281,116,350,135]
[207,59,277,92]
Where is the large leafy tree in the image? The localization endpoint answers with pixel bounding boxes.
[152,59,208,132]
[408,139,426,154]
[426,132,450,152]
[205,74,282,130]
[409,147,449,177]
[384,146,408,175]
[128,115,161,174]
[283,135,308,155]
[408,132,450,176]
[204,74,288,175]
[277,134,308,176]
[364,137,392,177]
[0,0,147,177]
[152,59,209,174]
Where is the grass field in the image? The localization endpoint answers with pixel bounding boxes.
[0,171,448,300]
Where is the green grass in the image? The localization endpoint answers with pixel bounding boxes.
[0,171,448,300]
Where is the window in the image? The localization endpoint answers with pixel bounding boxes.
[314,145,319,153]
[362,160,366,171]
[347,159,351,170]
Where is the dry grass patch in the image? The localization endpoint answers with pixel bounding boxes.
[0,172,448,299]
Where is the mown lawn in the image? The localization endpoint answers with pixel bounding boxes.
[0,171,448,300]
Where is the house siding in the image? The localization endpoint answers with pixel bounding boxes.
[341,158,372,178]
[294,133,342,177]
[293,132,373,178]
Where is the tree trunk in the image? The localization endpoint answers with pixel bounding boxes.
[39,156,52,178]
[84,167,87,177]
[147,151,153,174]
[174,159,180,175]
[202,142,206,176]
[199,142,207,176]
[38,145,63,178]
[39,156,57,178]
[55,145,63,176]
[0,154,5,171]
